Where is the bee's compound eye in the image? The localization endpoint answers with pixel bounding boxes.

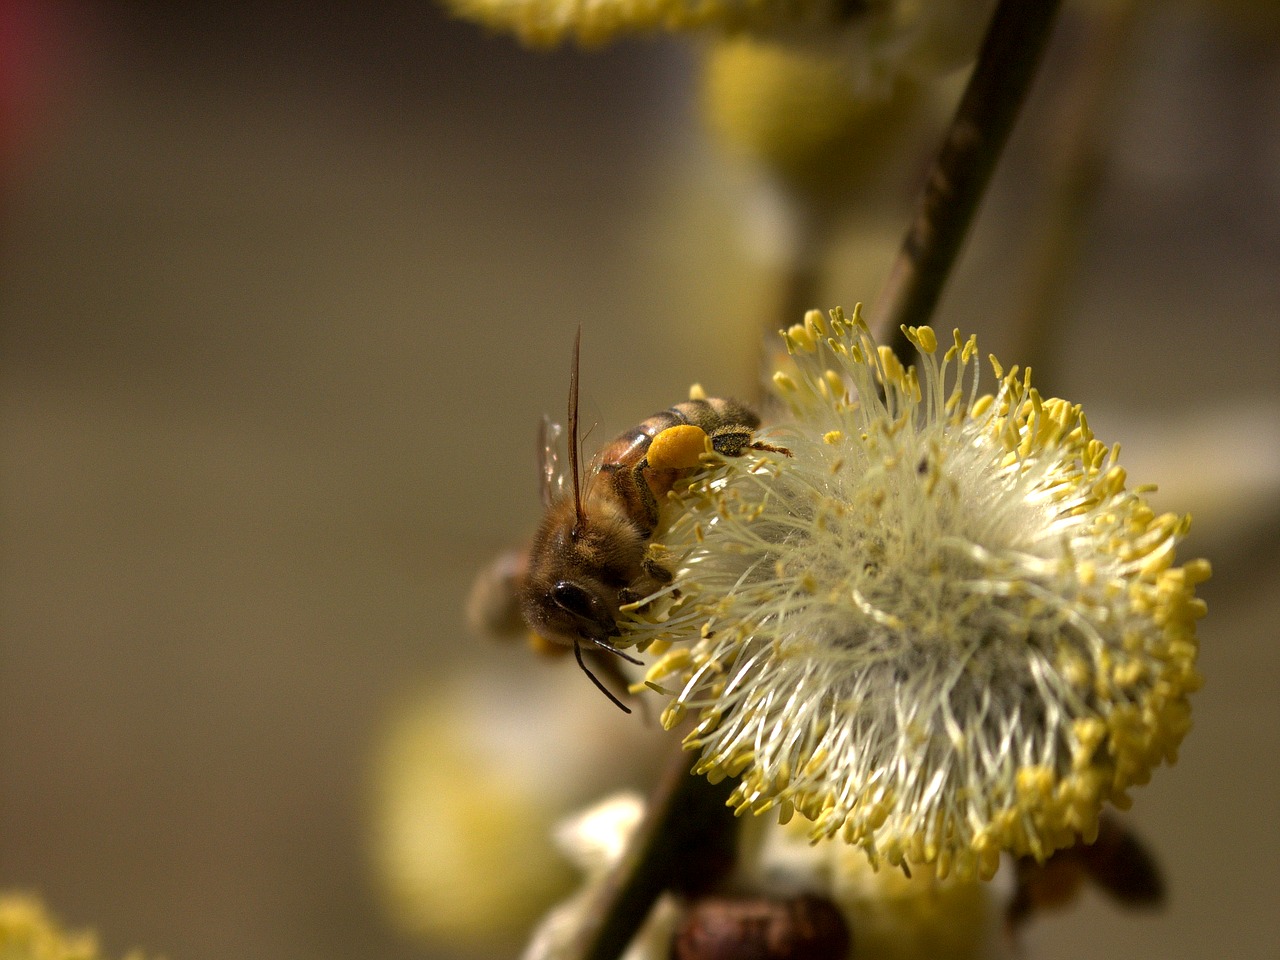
[551,581,597,619]
[551,580,618,642]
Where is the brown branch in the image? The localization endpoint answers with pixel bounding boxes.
[564,746,739,960]
[872,0,1065,360]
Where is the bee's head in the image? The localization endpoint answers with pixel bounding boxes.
[520,519,644,714]
[521,507,630,647]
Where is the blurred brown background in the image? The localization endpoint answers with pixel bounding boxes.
[2,2,1277,959]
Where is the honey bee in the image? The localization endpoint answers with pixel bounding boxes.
[473,331,789,713]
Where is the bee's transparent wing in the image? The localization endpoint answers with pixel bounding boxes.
[538,416,565,508]
[465,547,530,639]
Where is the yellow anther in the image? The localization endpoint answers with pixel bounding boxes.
[786,323,817,353]
[772,371,797,393]
[909,325,938,354]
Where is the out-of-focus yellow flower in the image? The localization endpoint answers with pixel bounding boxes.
[445,0,769,47]
[626,307,1208,880]
[701,38,922,201]
[368,670,667,952]
[444,0,995,69]
[0,895,151,960]
[445,0,997,254]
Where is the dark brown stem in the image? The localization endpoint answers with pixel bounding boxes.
[872,0,1065,361]
[564,747,739,960]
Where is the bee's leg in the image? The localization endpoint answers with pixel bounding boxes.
[705,425,754,457]
[747,442,788,458]
[640,557,674,584]
[630,459,663,529]
[707,425,793,458]
[618,587,645,607]
[618,562,673,613]
[749,439,793,457]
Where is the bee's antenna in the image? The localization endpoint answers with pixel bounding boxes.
[586,635,643,666]
[568,327,585,537]
[573,638,632,714]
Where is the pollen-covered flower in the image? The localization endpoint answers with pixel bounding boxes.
[444,0,798,47]
[701,37,924,202]
[625,306,1208,880]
